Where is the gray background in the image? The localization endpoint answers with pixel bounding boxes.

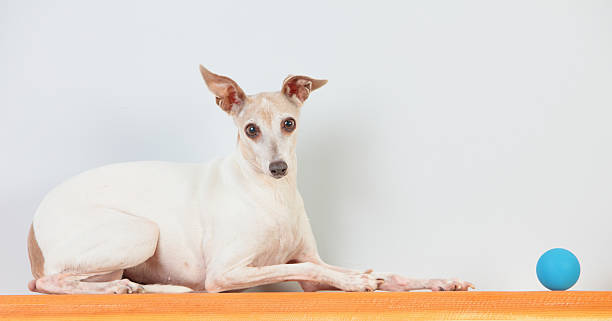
[1,0,611,294]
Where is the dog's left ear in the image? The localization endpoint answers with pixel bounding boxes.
[282,75,327,105]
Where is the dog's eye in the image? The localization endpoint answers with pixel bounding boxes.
[282,118,296,133]
[245,123,259,138]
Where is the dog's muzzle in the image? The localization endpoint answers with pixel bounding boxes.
[269,161,288,178]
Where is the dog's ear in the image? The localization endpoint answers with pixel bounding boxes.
[282,75,327,105]
[199,65,246,114]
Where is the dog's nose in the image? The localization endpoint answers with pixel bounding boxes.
[269,161,288,178]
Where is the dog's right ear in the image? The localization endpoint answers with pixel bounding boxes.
[199,65,246,114]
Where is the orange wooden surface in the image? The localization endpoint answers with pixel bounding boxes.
[1,291,612,321]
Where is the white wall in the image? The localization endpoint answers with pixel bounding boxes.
[1,0,611,294]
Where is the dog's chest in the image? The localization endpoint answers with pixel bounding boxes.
[247,204,304,266]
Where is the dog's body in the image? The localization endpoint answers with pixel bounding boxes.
[27,67,473,294]
[30,155,311,292]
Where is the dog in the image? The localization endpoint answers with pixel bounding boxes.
[27,66,474,294]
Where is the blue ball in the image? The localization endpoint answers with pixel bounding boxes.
[536,248,580,291]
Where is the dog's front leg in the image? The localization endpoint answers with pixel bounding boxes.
[204,262,380,293]
[295,261,375,292]
[315,261,475,291]
[295,220,474,292]
[370,273,474,291]
[298,260,474,292]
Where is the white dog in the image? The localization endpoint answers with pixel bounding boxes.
[27,66,474,294]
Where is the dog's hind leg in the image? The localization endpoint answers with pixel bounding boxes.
[31,272,194,294]
[29,207,192,294]
[31,272,145,294]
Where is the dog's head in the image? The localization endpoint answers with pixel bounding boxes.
[199,65,327,179]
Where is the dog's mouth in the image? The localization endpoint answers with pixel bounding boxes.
[270,173,286,179]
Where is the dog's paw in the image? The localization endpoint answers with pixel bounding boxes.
[110,279,145,294]
[339,272,384,292]
[426,278,475,291]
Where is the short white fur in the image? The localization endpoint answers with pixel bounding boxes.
[27,66,474,294]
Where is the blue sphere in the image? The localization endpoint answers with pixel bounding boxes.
[536,248,580,291]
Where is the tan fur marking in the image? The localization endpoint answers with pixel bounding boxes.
[256,107,273,127]
[27,224,45,279]
[238,134,262,173]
